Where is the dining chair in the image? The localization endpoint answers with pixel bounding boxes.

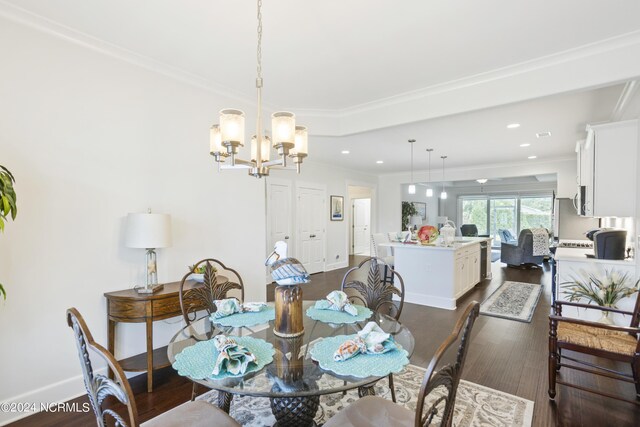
[548,295,640,404]
[178,258,245,326]
[66,308,240,427]
[370,234,394,284]
[324,301,480,427]
[178,258,245,402]
[341,257,405,402]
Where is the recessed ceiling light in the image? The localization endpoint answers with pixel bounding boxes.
[376,160,384,164]
[507,123,520,129]
[476,178,488,184]
[341,150,350,154]
[536,131,552,138]
[528,155,537,159]
[520,143,530,147]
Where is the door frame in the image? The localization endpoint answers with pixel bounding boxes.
[294,181,327,273]
[346,180,377,263]
[352,197,372,255]
[266,177,293,282]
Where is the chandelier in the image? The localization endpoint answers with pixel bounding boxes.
[209,0,308,178]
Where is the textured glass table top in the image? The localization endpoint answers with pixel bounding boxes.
[167,301,415,398]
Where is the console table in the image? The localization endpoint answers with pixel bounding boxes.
[104,280,204,392]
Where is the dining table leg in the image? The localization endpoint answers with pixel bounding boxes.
[270,395,320,427]
[358,384,376,398]
[217,391,234,414]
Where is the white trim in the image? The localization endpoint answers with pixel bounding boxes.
[325,260,349,271]
[0,367,106,426]
[403,292,456,310]
[265,177,292,284]
[345,181,378,259]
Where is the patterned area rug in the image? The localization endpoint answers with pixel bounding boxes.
[480,281,543,323]
[197,364,534,426]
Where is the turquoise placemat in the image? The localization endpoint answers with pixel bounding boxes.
[306,305,373,324]
[172,336,275,380]
[210,306,275,327]
[309,334,409,378]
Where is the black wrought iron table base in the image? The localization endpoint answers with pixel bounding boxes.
[270,394,320,427]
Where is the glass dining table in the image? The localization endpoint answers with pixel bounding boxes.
[167,301,415,427]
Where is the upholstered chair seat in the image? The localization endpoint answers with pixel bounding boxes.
[323,396,413,427]
[557,321,637,356]
[141,401,239,427]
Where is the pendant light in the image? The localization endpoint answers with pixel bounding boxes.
[440,156,448,199]
[408,139,416,194]
[476,178,488,193]
[426,148,434,197]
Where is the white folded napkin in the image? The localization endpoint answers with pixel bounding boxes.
[212,299,267,319]
[314,290,358,316]
[211,335,257,376]
[333,321,395,361]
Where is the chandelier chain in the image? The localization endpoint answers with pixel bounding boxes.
[256,0,263,82]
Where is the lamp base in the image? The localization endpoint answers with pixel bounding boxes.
[136,284,164,294]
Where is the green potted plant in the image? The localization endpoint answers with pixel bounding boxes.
[401,201,418,231]
[561,269,640,324]
[0,165,17,300]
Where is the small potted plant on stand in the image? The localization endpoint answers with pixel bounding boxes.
[0,165,18,300]
[562,269,640,324]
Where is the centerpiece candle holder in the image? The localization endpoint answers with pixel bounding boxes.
[266,241,310,338]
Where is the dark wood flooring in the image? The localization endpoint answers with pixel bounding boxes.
[10,257,640,426]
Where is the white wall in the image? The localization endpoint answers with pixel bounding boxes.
[0,18,373,424]
[378,158,575,235]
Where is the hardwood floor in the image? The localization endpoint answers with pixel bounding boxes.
[10,257,640,426]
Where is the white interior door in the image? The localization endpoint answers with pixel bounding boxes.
[296,185,325,274]
[352,198,371,255]
[267,180,292,253]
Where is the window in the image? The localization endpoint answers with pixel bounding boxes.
[458,193,553,247]
[461,198,488,234]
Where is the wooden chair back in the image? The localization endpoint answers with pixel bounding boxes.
[415,301,480,427]
[179,258,245,326]
[66,308,139,427]
[341,257,404,320]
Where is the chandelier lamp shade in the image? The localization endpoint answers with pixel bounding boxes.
[440,155,448,200]
[408,139,416,194]
[209,0,308,178]
[426,148,434,197]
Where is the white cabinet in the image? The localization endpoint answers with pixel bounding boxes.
[454,244,481,298]
[576,120,638,217]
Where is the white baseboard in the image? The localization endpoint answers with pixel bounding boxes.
[324,260,348,271]
[0,367,110,426]
[404,292,456,310]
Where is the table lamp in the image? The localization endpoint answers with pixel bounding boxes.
[409,215,423,230]
[125,210,172,294]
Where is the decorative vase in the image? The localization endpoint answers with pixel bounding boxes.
[597,311,614,325]
[273,284,304,338]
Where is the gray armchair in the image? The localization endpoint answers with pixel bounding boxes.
[501,229,544,267]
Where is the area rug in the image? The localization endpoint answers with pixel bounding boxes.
[480,281,542,323]
[197,364,534,426]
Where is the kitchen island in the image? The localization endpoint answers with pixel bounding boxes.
[379,237,492,310]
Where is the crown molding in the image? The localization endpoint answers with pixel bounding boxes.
[0,0,269,109]
[3,0,640,137]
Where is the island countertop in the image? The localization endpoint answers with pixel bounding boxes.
[379,236,491,251]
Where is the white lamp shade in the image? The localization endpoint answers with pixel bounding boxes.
[293,126,308,155]
[440,191,448,199]
[125,213,172,249]
[409,215,422,228]
[407,184,416,194]
[426,188,433,197]
[209,124,223,153]
[219,109,245,145]
[251,135,271,162]
[271,112,296,146]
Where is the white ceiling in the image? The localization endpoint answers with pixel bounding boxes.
[1,0,638,172]
[3,0,640,110]
[311,84,623,173]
